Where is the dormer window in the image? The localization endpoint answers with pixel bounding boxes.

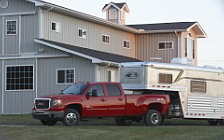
[109,8,117,19]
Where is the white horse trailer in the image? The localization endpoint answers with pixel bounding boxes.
[120,61,224,125]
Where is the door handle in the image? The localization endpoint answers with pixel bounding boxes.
[100,98,106,102]
[118,98,123,101]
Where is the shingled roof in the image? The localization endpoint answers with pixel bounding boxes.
[128,22,197,31]
[102,2,127,10]
[35,39,142,63]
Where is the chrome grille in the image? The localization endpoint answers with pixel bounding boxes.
[35,98,50,110]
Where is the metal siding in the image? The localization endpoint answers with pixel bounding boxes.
[37,56,95,97]
[4,59,36,114]
[0,16,2,55]
[136,33,178,63]
[42,10,136,58]
[20,15,36,53]
[0,60,2,113]
[0,0,35,14]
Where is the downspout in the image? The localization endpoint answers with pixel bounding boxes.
[175,31,181,58]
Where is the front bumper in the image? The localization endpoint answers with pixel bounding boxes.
[32,110,64,120]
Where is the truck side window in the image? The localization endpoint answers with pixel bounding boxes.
[88,85,104,97]
[158,73,172,84]
[106,84,121,96]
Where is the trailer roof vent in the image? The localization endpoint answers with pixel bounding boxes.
[171,58,193,65]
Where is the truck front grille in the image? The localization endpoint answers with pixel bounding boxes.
[35,99,50,110]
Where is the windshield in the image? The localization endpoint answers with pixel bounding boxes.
[62,84,88,95]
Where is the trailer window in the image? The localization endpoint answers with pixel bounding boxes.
[159,73,172,84]
[191,81,206,93]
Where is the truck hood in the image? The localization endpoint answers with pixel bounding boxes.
[39,94,82,100]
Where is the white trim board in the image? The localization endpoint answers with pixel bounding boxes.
[0,54,69,60]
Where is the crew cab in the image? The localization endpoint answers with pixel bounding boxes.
[32,82,170,126]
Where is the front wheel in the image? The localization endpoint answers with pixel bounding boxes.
[63,109,80,126]
[144,110,162,126]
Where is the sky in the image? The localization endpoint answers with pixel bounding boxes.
[45,0,224,67]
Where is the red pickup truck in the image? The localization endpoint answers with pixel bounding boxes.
[32,82,172,126]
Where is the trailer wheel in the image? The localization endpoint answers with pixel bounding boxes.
[40,119,57,126]
[218,120,224,126]
[63,109,80,126]
[115,118,133,126]
[208,120,218,126]
[144,110,162,126]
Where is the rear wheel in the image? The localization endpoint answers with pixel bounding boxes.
[208,120,218,126]
[115,118,133,126]
[40,119,57,126]
[63,109,80,126]
[144,110,162,126]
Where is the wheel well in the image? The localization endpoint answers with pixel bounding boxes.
[66,104,82,116]
[148,103,163,113]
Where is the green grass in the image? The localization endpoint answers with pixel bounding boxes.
[0,115,224,140]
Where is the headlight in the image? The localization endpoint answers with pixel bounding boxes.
[51,99,62,107]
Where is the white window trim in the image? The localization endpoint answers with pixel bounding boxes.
[56,68,75,85]
[5,65,35,92]
[51,21,61,33]
[158,41,173,50]
[6,19,17,36]
[78,28,87,39]
[102,34,110,45]
[123,40,130,49]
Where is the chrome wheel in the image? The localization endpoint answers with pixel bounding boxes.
[63,109,80,126]
[66,113,77,124]
[151,113,159,124]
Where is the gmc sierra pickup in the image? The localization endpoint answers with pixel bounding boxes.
[32,82,171,126]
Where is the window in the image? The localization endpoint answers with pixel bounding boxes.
[6,20,17,35]
[185,38,187,57]
[193,40,195,59]
[87,85,104,97]
[158,73,172,84]
[78,28,87,39]
[51,21,60,32]
[123,40,130,49]
[158,41,173,50]
[6,66,34,91]
[108,71,112,82]
[57,69,75,84]
[102,35,110,44]
[191,81,206,93]
[109,8,117,19]
[106,84,121,96]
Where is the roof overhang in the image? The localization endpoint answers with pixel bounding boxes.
[187,22,207,38]
[34,39,119,66]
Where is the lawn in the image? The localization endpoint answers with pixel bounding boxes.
[0,115,224,140]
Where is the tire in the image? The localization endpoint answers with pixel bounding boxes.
[218,120,224,126]
[115,118,133,126]
[40,119,57,126]
[63,109,80,126]
[208,120,218,126]
[144,110,162,126]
